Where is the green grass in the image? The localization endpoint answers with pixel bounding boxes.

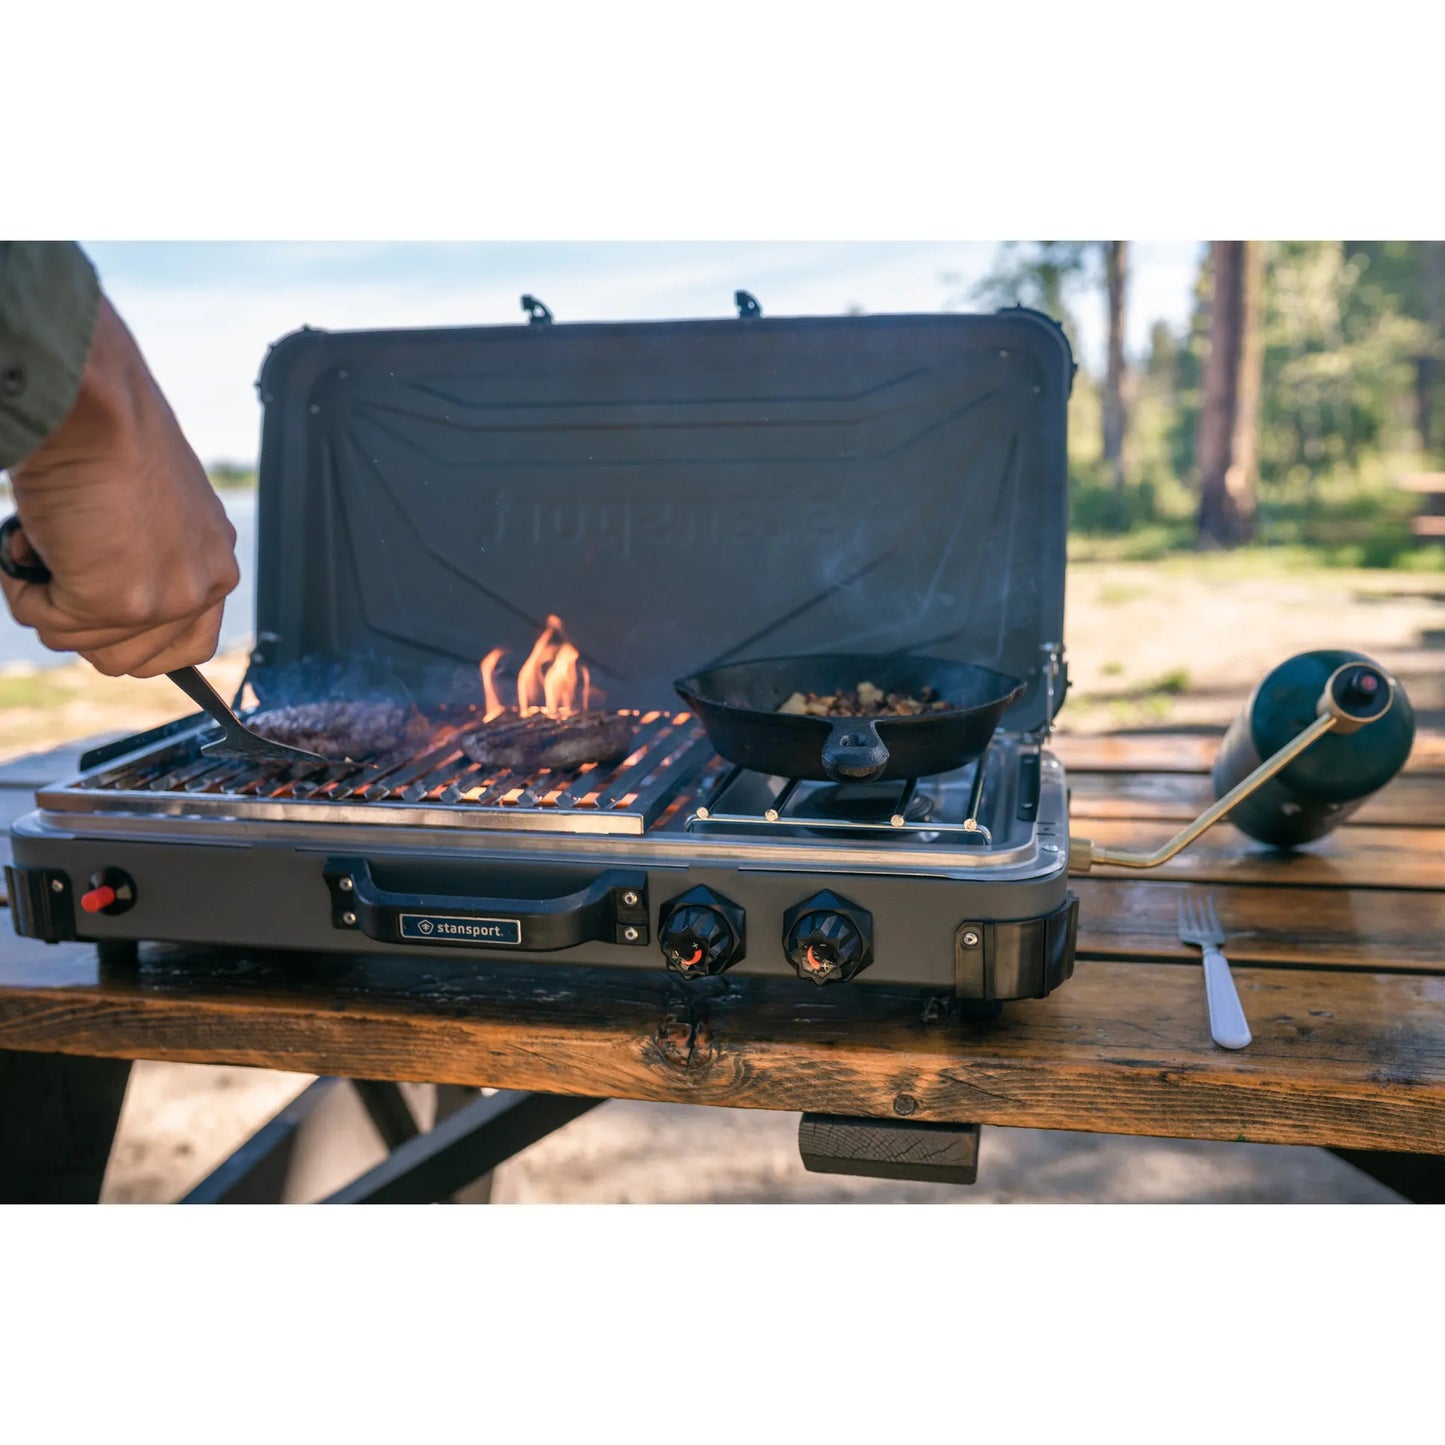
[1105,692,1175,725]
[0,670,76,710]
[1066,449,1445,572]
[1097,583,1151,606]
[207,464,257,490]
[1070,530,1445,575]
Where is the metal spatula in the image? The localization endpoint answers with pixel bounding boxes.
[165,664,332,766]
[1,513,330,767]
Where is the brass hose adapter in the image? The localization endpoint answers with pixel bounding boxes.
[1068,662,1395,874]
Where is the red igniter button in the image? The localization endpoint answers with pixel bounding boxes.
[81,885,117,914]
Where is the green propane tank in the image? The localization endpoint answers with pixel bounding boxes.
[1212,649,1415,849]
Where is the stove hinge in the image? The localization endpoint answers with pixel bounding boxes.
[4,865,77,944]
[1024,641,1068,743]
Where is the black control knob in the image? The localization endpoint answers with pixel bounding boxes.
[783,890,873,985]
[659,887,745,979]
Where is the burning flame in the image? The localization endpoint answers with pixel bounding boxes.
[479,648,505,720]
[543,643,580,715]
[479,615,593,721]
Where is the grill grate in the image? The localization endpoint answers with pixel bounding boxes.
[56,710,716,836]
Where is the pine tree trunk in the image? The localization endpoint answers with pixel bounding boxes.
[1197,240,1263,547]
[1102,241,1129,490]
[1418,242,1445,458]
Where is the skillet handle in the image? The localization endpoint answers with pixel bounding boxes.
[821,719,890,782]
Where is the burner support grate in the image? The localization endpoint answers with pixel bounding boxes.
[687,742,1001,842]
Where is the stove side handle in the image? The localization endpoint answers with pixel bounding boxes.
[322,858,650,952]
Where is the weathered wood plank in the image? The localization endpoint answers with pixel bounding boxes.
[1054,732,1222,774]
[1068,771,1443,829]
[1055,729,1445,777]
[1078,819,1445,890]
[1074,879,1445,973]
[0,937,1438,1154]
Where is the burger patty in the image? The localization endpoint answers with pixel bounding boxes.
[246,701,425,760]
[457,712,636,773]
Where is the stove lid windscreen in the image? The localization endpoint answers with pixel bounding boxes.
[252,307,1073,731]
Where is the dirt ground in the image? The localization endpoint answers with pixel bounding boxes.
[5,553,1440,1203]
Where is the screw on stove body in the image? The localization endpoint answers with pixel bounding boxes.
[962,929,981,948]
[621,890,640,908]
[50,878,65,893]
[622,926,641,942]
[338,876,354,892]
[340,911,357,927]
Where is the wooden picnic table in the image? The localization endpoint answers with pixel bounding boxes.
[1,727,1442,1202]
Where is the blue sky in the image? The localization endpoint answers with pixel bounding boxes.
[82,241,1204,465]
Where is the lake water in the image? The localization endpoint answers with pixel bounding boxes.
[0,489,257,670]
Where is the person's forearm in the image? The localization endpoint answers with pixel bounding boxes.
[0,241,102,472]
[0,283,239,679]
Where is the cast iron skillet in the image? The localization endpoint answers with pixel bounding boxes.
[674,652,1026,784]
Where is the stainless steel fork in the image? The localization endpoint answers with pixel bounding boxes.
[1177,893,1252,1050]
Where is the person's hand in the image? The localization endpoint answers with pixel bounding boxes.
[0,294,240,678]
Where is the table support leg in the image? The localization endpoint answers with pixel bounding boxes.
[352,1079,423,1150]
[1329,1148,1445,1204]
[0,1049,132,1203]
[321,1091,602,1204]
[350,1081,495,1200]
[180,1077,345,1203]
[433,1084,495,1203]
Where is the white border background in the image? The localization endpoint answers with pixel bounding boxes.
[5,1,1439,1436]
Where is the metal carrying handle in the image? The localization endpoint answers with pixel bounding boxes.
[820,718,891,782]
[322,859,649,952]
[1069,662,1396,873]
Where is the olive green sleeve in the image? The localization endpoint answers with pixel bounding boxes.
[0,241,101,471]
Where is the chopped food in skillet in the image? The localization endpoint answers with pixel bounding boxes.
[777,683,953,718]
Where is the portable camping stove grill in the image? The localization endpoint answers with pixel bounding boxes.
[7,302,1080,1002]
